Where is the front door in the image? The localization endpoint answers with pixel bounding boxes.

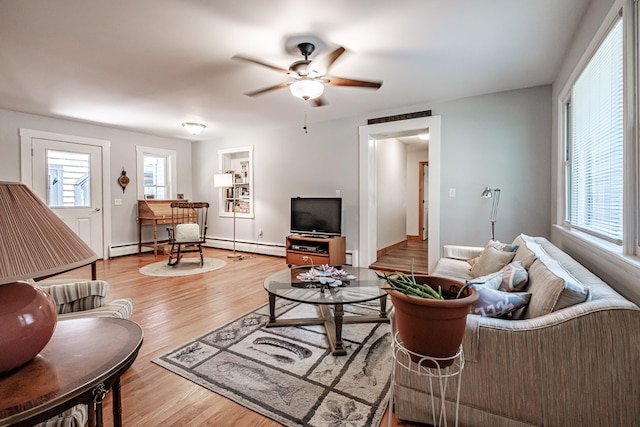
[31,138,104,257]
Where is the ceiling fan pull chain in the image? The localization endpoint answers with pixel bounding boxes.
[303,106,308,134]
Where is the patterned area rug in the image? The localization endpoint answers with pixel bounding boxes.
[153,299,392,427]
[139,257,226,277]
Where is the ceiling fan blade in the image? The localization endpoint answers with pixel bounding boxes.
[309,46,346,76]
[325,76,382,89]
[232,54,290,75]
[245,82,290,97]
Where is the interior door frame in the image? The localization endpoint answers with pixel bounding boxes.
[19,128,112,260]
[419,161,429,240]
[358,116,441,272]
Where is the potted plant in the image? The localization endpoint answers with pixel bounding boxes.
[379,267,478,367]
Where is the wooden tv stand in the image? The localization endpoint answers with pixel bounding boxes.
[286,235,346,267]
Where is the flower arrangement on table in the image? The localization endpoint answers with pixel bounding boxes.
[296,264,356,289]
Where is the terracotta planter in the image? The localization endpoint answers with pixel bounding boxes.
[388,275,478,368]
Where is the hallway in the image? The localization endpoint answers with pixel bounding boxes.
[369,240,429,274]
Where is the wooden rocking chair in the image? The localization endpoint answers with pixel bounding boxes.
[167,202,209,266]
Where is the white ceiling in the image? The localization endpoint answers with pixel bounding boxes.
[0,0,590,140]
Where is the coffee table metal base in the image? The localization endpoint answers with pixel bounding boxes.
[266,293,389,356]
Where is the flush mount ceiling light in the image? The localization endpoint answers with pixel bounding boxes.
[289,78,325,100]
[181,122,206,135]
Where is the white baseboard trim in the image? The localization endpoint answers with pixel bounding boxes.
[109,238,354,265]
[109,243,145,258]
[204,237,286,258]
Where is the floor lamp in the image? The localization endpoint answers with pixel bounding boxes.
[481,187,501,241]
[214,172,242,259]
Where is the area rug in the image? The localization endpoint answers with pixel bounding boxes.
[139,257,226,277]
[153,299,392,427]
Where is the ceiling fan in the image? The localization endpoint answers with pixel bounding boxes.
[232,42,382,106]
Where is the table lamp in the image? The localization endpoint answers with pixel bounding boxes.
[0,182,98,373]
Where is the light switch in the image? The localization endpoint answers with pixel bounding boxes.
[448,188,456,197]
[114,198,122,205]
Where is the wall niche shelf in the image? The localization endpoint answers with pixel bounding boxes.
[217,146,254,218]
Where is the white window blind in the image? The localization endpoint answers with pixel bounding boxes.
[569,17,623,243]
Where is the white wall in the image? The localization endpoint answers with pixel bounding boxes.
[192,117,362,255]
[376,138,407,250]
[0,108,193,253]
[0,84,553,262]
[436,86,552,246]
[193,85,552,259]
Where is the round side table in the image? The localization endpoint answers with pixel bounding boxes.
[387,332,464,427]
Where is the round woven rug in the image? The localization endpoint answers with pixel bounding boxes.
[139,258,227,277]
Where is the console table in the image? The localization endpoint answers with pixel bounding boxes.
[0,318,143,427]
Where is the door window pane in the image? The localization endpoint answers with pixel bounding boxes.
[46,150,90,207]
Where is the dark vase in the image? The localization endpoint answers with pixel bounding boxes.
[388,275,478,368]
[0,281,58,373]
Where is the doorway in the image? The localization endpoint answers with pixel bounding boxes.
[358,116,441,272]
[20,129,112,259]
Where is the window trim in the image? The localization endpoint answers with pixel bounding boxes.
[135,146,177,200]
[557,1,639,258]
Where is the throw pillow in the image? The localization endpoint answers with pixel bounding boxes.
[488,240,519,253]
[524,257,590,318]
[470,246,516,278]
[500,261,528,291]
[175,223,200,242]
[467,255,481,267]
[468,284,532,318]
[512,234,538,269]
[467,271,503,290]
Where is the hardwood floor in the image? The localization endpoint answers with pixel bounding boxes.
[370,240,429,274]
[53,248,424,427]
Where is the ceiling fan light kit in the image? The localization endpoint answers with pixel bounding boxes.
[290,78,325,100]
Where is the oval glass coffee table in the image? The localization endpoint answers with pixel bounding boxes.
[263,266,389,356]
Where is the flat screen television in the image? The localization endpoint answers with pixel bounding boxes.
[290,197,342,236]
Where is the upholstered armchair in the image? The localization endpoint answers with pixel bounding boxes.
[35,278,133,319]
[29,279,134,427]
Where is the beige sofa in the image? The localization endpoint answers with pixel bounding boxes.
[391,234,640,427]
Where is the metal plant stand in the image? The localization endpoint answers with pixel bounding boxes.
[387,332,464,427]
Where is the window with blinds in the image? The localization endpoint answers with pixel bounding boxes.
[566,17,623,243]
